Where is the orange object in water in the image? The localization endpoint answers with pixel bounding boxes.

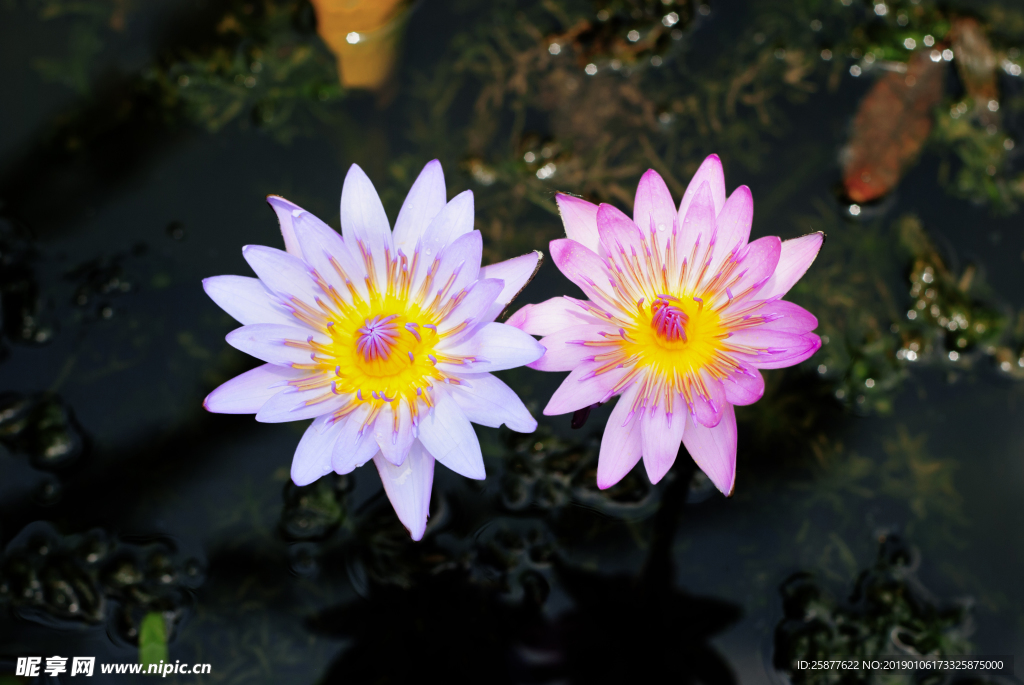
[950,17,998,104]
[841,51,946,204]
[310,0,412,90]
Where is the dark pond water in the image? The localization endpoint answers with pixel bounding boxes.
[1,0,1024,683]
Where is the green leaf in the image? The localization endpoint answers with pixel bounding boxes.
[139,612,169,667]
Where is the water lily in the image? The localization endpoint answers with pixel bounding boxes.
[203,160,544,539]
[510,155,823,495]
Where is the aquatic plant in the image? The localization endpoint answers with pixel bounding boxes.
[202,160,544,540]
[511,155,823,494]
[774,534,973,685]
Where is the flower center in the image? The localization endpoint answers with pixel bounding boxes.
[626,292,726,376]
[356,314,400,362]
[650,295,689,342]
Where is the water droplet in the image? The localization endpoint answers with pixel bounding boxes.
[657,223,666,232]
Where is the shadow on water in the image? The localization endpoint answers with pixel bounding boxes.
[309,466,741,685]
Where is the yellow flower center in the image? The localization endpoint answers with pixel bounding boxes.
[629,293,727,378]
[315,293,445,404]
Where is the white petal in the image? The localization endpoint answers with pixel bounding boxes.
[203,363,306,414]
[225,323,326,366]
[437,322,545,373]
[375,441,435,541]
[374,400,414,466]
[393,159,447,253]
[418,390,485,480]
[292,210,369,304]
[242,245,323,307]
[331,405,379,474]
[418,189,474,257]
[340,164,393,291]
[267,195,305,258]
[255,382,349,423]
[449,373,537,433]
[291,415,341,486]
[479,251,542,321]
[203,275,295,326]
[416,230,482,306]
[438,278,504,337]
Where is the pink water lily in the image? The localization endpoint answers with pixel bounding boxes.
[202,160,544,539]
[510,154,823,495]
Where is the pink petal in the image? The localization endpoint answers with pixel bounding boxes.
[450,373,537,433]
[374,400,414,466]
[507,297,594,336]
[633,169,678,235]
[340,164,393,290]
[375,441,434,541]
[678,181,718,279]
[726,236,782,299]
[690,369,726,428]
[225,323,327,367]
[203,363,306,414]
[708,185,753,274]
[438,322,545,373]
[543,362,628,415]
[721,365,764,406]
[727,330,822,369]
[759,232,824,300]
[677,154,726,224]
[291,415,340,486]
[242,245,322,307]
[640,402,686,484]
[266,195,305,259]
[292,210,369,304]
[480,251,542,322]
[549,239,617,310]
[596,384,643,489]
[393,159,447,253]
[202,275,294,326]
[255,381,349,423]
[530,324,610,372]
[755,300,819,333]
[683,404,737,496]
[597,203,643,255]
[418,391,485,480]
[555,193,600,252]
[332,405,379,474]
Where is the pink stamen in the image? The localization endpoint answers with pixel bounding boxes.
[355,314,400,362]
[651,294,688,342]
